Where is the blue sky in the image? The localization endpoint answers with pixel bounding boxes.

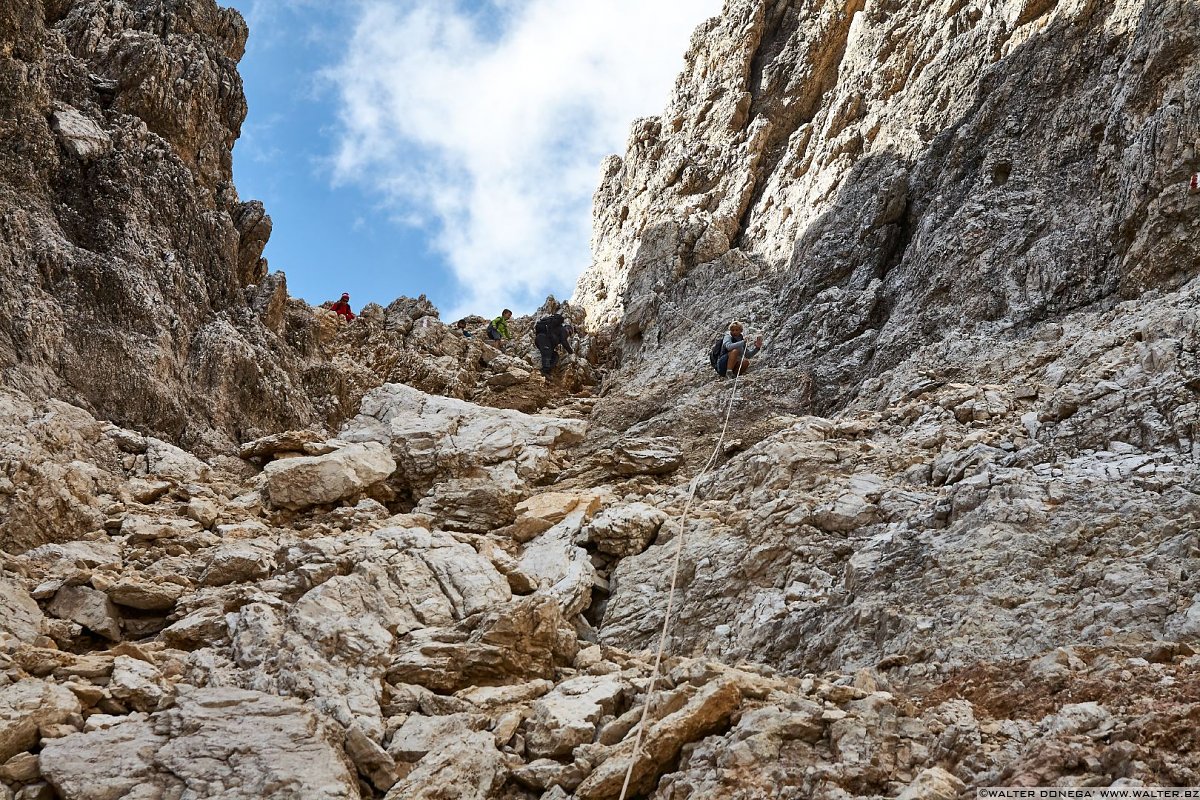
[224,0,722,320]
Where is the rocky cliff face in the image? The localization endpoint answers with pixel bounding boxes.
[2,0,1200,799]
[0,0,594,452]
[575,0,1199,410]
[1,0,350,450]
[569,0,1200,675]
[597,282,1200,672]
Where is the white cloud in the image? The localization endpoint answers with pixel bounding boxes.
[326,0,722,319]
[234,0,313,46]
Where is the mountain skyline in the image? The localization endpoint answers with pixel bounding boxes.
[227,0,722,319]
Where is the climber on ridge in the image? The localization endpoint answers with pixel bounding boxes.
[487,309,513,348]
[534,313,574,376]
[330,292,355,322]
[716,320,763,377]
[456,319,472,338]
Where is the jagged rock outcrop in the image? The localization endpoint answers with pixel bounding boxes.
[40,686,358,799]
[575,0,1199,413]
[3,0,1200,798]
[336,382,588,531]
[0,1,601,453]
[325,296,600,417]
[0,385,241,553]
[0,0,322,448]
[263,442,396,511]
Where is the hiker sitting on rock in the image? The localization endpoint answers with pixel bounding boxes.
[487,309,513,348]
[456,319,472,338]
[717,321,763,377]
[534,313,574,376]
[330,292,355,322]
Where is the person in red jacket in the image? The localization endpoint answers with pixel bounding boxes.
[330,292,355,322]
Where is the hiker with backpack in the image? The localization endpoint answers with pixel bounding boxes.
[486,309,513,348]
[534,313,574,376]
[710,321,763,377]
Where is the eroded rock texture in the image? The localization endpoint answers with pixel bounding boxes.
[3,389,1199,799]
[0,1,602,453]
[0,0,309,447]
[597,283,1200,681]
[2,0,1200,799]
[574,0,1199,412]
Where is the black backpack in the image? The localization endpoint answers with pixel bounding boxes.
[535,314,562,336]
[708,333,743,373]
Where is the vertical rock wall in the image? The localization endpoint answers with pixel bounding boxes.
[574,0,1200,409]
[0,0,328,449]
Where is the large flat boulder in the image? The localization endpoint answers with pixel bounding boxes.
[40,687,357,799]
[341,383,585,498]
[47,585,121,641]
[511,492,602,541]
[383,729,506,800]
[387,713,490,762]
[387,594,578,693]
[21,541,122,577]
[610,437,683,476]
[105,577,184,611]
[581,502,668,557]
[525,675,627,758]
[264,442,396,510]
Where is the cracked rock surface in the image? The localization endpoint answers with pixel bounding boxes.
[1,0,1198,798]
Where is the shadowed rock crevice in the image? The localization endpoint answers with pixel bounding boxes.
[734,0,868,251]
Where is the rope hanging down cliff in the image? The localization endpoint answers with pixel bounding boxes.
[616,355,747,800]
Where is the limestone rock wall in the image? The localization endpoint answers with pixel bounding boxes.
[596,277,1200,679]
[574,0,1200,410]
[0,0,337,450]
[4,0,1200,797]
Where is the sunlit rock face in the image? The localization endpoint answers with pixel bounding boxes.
[575,0,1199,411]
[3,1,1200,799]
[0,0,604,451]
